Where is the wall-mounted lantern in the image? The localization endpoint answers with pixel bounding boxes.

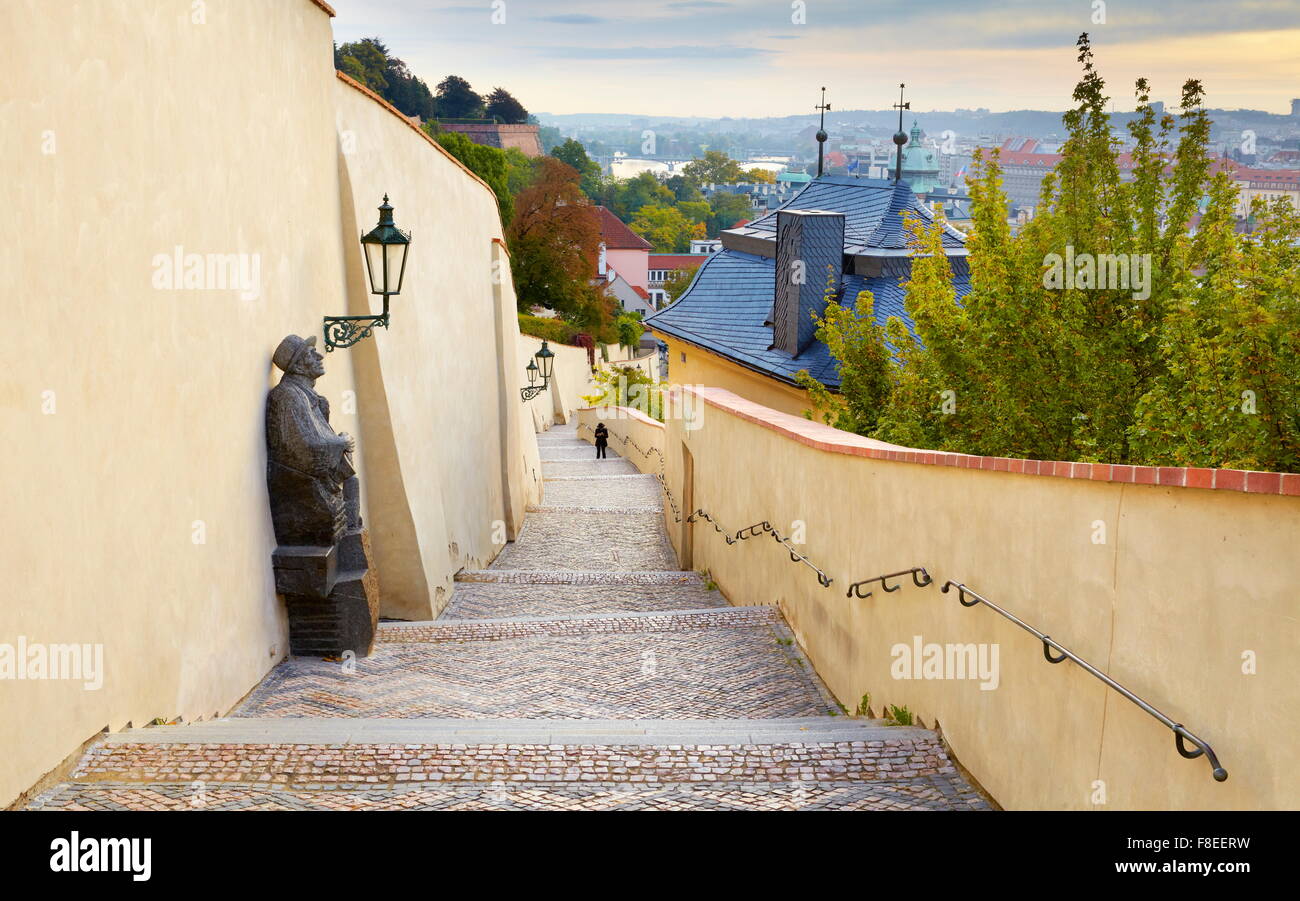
[324,194,411,351]
[520,340,556,401]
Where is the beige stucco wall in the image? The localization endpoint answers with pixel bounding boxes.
[579,392,1300,810]
[654,333,814,419]
[605,349,659,382]
[520,338,599,432]
[0,0,539,806]
[333,77,538,620]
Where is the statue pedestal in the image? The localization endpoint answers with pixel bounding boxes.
[273,528,378,658]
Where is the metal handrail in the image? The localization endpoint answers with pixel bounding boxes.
[940,580,1228,783]
[846,567,933,598]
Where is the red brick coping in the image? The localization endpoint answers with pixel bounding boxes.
[308,0,336,16]
[582,388,1300,496]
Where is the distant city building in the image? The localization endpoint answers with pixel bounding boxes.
[1234,167,1300,216]
[592,205,658,342]
[594,205,651,292]
[647,253,708,307]
[436,121,543,156]
[899,120,942,195]
[699,180,803,214]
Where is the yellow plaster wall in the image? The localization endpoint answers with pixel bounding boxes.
[580,392,1300,810]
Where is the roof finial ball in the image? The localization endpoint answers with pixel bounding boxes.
[814,86,831,177]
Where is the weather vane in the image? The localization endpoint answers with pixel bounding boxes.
[815,86,830,177]
[892,83,910,183]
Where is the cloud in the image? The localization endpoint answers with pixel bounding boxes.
[534,14,607,25]
[533,44,778,61]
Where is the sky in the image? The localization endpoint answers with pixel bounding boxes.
[330,0,1300,118]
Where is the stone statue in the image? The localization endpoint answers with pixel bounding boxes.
[265,335,378,657]
[266,335,355,547]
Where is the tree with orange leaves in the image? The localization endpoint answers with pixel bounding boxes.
[507,157,618,342]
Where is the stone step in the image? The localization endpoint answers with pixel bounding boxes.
[539,474,661,510]
[455,570,702,585]
[540,448,625,461]
[382,606,778,643]
[228,622,838,720]
[542,459,640,478]
[491,511,677,572]
[27,778,990,811]
[441,578,724,619]
[55,723,965,791]
[96,716,934,746]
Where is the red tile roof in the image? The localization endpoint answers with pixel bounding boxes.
[632,286,651,300]
[648,254,708,270]
[594,206,652,250]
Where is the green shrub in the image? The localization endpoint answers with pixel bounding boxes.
[885,704,914,726]
[517,313,578,345]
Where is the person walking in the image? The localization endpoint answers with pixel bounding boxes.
[594,422,609,459]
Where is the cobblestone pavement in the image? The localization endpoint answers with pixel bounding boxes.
[440,581,726,619]
[491,512,677,571]
[30,421,991,811]
[30,778,987,811]
[233,626,837,719]
[537,475,662,509]
[63,737,960,784]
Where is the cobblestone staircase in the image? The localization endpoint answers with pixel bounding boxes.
[27,423,989,811]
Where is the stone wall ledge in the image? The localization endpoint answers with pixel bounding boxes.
[592,387,1300,496]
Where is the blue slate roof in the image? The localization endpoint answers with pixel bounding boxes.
[738,176,968,255]
[645,175,971,389]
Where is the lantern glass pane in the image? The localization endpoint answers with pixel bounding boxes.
[363,241,387,295]
[389,242,409,295]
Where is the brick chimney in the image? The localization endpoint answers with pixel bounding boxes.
[773,209,844,356]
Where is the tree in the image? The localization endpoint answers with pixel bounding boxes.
[802,32,1300,471]
[665,175,704,203]
[662,265,701,305]
[616,312,645,352]
[428,129,514,224]
[630,204,695,253]
[436,75,484,119]
[503,147,540,197]
[677,201,711,226]
[538,125,564,153]
[602,171,675,221]
[508,158,616,341]
[335,38,389,93]
[550,138,603,200]
[706,192,753,236]
[582,365,665,421]
[485,87,529,124]
[746,168,777,184]
[384,56,436,120]
[683,150,745,186]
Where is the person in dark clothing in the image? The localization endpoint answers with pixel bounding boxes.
[594,422,609,459]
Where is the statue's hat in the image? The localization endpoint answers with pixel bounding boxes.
[272,334,317,372]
